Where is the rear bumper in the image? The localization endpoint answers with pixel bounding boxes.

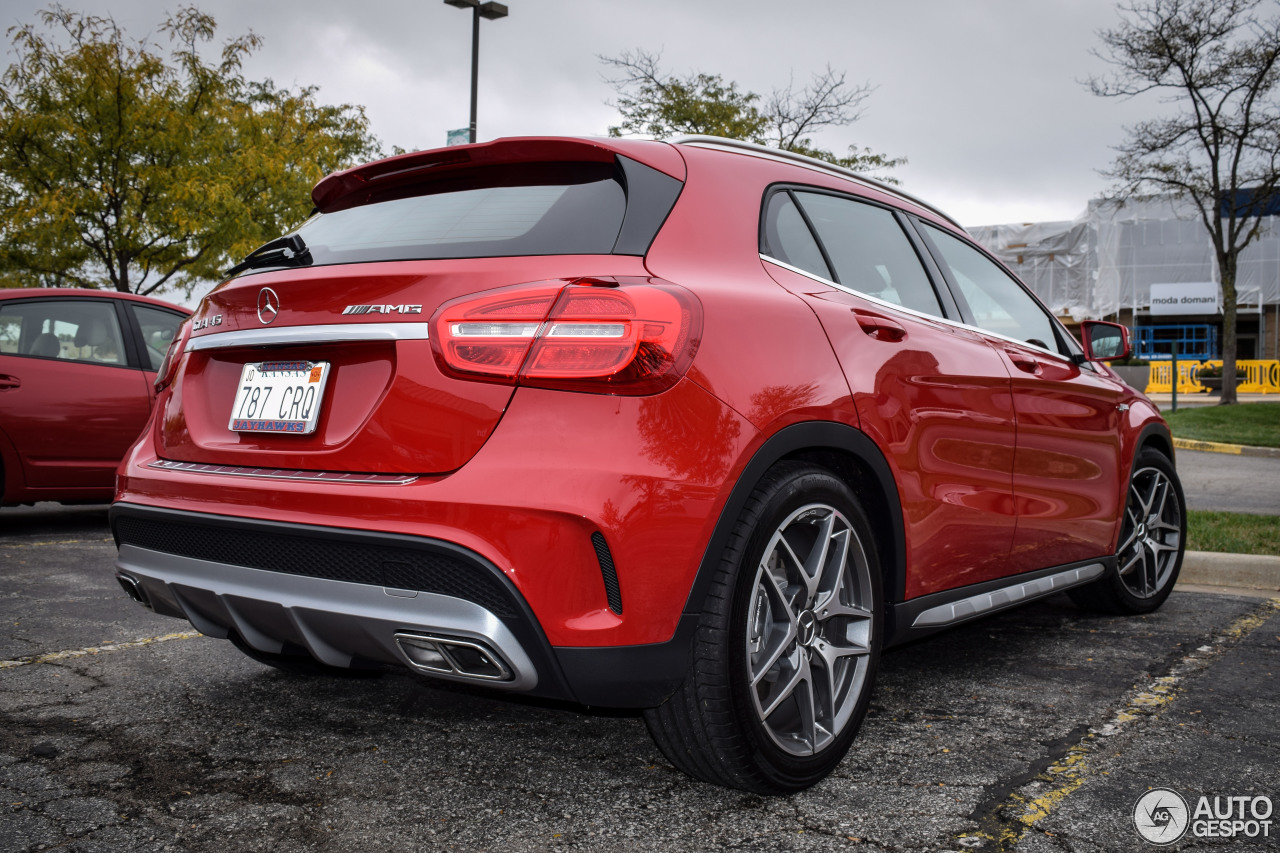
[112,503,566,695]
[110,503,694,706]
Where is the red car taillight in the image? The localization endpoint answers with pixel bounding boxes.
[154,319,191,392]
[431,278,702,395]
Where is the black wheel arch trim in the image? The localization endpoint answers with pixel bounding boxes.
[1135,420,1175,464]
[681,420,907,613]
[555,421,907,709]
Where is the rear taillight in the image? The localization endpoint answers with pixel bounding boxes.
[154,319,191,392]
[430,278,702,395]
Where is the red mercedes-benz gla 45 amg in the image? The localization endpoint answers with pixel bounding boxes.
[112,136,1185,793]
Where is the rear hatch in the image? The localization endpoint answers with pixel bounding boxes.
[159,138,686,475]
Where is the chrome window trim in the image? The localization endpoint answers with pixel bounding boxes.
[187,323,429,352]
[761,254,1075,364]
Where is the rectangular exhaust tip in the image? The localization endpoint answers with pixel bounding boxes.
[394,632,512,681]
[115,573,151,609]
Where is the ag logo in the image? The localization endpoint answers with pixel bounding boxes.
[1134,788,1189,844]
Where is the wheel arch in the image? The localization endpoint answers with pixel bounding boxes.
[1137,420,1175,463]
[683,421,907,614]
[555,420,907,709]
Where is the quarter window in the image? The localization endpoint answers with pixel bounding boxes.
[923,223,1061,353]
[760,192,831,280]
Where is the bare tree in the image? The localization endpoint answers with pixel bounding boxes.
[600,49,904,180]
[1090,0,1280,404]
[762,66,873,150]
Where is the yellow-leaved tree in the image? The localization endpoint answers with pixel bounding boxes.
[0,5,381,295]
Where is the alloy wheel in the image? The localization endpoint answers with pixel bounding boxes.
[1116,465,1182,599]
[745,503,875,756]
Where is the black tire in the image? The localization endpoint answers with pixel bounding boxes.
[1069,448,1186,614]
[228,631,385,678]
[643,462,883,793]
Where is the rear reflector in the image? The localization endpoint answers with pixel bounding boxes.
[430,278,701,395]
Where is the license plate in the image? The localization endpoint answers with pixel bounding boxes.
[228,360,330,434]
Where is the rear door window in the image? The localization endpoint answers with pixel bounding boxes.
[769,190,947,319]
[0,299,128,365]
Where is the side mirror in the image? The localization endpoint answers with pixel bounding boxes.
[1080,320,1131,362]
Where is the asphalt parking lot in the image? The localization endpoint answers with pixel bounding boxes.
[2,503,1277,852]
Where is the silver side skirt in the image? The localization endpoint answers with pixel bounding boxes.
[912,563,1106,628]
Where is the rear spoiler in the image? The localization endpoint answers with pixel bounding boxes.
[312,137,686,213]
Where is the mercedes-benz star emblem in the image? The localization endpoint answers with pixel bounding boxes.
[257,287,280,325]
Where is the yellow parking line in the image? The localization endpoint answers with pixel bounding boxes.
[0,631,202,669]
[960,597,1280,850]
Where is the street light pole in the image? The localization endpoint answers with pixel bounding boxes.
[443,0,509,144]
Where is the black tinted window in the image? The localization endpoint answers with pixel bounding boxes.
[295,167,626,265]
[761,191,831,279]
[923,223,1061,353]
[130,304,185,369]
[0,299,127,364]
[793,192,945,318]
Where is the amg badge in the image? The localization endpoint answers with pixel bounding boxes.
[342,304,423,315]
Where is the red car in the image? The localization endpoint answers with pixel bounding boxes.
[111,137,1185,793]
[0,288,187,505]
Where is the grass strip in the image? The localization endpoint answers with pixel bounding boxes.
[1164,402,1280,448]
[1186,510,1280,556]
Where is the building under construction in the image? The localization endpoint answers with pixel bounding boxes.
[970,195,1279,362]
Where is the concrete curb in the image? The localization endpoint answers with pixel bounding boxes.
[1173,437,1280,458]
[1177,550,1280,591]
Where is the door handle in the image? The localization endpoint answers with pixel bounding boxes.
[853,310,907,342]
[0,374,19,390]
[1004,348,1042,375]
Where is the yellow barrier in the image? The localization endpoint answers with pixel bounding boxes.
[1197,360,1280,394]
[1145,361,1205,394]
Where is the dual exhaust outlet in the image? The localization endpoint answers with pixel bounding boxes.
[393,632,514,682]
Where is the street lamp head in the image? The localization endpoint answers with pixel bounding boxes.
[478,2,508,20]
[443,0,478,8]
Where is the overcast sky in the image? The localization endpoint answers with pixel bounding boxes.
[3,0,1165,227]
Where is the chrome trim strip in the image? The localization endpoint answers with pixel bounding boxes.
[760,254,1076,363]
[911,563,1106,628]
[187,322,429,352]
[148,459,418,485]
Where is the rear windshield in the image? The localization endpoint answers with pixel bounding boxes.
[294,163,626,266]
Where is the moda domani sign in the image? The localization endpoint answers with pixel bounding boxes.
[1149,282,1219,316]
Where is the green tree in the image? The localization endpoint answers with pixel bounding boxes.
[600,49,904,181]
[0,5,380,295]
[1090,0,1280,405]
